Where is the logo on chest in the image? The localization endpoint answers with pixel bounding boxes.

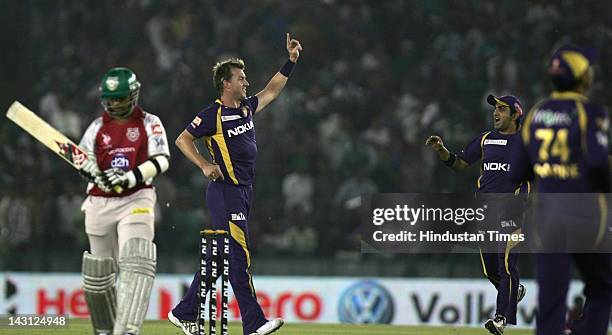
[483,162,510,171]
[227,120,254,138]
[126,127,140,142]
[110,153,130,170]
[100,133,113,149]
[484,139,507,146]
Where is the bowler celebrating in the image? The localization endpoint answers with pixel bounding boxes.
[168,34,302,335]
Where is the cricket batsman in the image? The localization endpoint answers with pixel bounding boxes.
[78,67,171,335]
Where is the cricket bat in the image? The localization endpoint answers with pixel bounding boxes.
[6,100,122,193]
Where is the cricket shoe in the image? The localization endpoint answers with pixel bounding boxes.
[168,311,197,335]
[517,284,526,302]
[250,318,284,335]
[484,314,507,335]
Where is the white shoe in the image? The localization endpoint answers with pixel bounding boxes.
[250,318,284,335]
[517,284,526,302]
[484,314,506,335]
[167,311,197,335]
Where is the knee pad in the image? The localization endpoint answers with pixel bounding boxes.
[114,238,156,335]
[82,251,117,335]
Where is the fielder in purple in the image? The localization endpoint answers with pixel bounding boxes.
[511,45,611,335]
[168,34,303,335]
[426,94,529,335]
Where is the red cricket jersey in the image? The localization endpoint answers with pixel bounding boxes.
[79,106,170,197]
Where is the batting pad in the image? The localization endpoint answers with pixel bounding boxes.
[113,238,156,335]
[82,251,117,335]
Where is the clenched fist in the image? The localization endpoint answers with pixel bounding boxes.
[425,135,446,152]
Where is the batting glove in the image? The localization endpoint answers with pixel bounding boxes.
[79,159,100,182]
[103,168,137,189]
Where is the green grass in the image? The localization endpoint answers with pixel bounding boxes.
[0,318,541,335]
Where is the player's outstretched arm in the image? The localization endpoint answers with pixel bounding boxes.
[255,33,302,113]
[175,130,223,181]
[425,135,468,171]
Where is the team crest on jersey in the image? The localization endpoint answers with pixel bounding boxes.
[126,127,140,142]
[106,76,119,91]
[241,106,250,118]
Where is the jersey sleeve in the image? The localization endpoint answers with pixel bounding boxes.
[246,95,259,114]
[586,105,610,168]
[144,114,171,157]
[510,134,534,183]
[456,133,485,165]
[186,105,217,138]
[79,117,103,159]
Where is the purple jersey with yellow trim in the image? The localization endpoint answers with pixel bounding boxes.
[186,96,258,186]
[511,91,609,193]
[458,130,529,193]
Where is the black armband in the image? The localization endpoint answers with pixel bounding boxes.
[132,168,144,185]
[443,153,457,167]
[279,59,296,77]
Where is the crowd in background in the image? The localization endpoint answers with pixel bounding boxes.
[1,0,611,271]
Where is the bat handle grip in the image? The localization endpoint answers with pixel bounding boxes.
[113,185,124,194]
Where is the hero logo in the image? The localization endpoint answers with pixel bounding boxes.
[338,280,394,324]
[227,120,254,138]
[111,153,130,170]
[483,162,509,171]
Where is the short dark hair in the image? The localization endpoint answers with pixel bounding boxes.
[212,58,245,95]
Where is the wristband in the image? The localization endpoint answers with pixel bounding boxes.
[279,59,296,77]
[444,153,457,167]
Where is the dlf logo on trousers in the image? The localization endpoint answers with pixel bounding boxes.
[231,213,246,221]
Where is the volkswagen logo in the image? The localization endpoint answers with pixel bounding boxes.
[338,280,394,324]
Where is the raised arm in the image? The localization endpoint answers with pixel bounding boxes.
[255,33,303,113]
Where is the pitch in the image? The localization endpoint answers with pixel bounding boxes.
[0,318,555,335]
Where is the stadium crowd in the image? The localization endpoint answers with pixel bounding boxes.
[1,0,611,271]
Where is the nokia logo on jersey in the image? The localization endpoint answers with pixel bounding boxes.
[227,120,254,138]
[483,162,510,171]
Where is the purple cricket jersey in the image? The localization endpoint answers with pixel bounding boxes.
[458,130,529,193]
[511,92,610,193]
[186,96,258,186]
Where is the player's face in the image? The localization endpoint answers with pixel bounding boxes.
[493,104,513,131]
[228,68,249,100]
[102,95,134,118]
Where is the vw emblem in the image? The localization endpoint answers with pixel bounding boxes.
[338,280,394,324]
